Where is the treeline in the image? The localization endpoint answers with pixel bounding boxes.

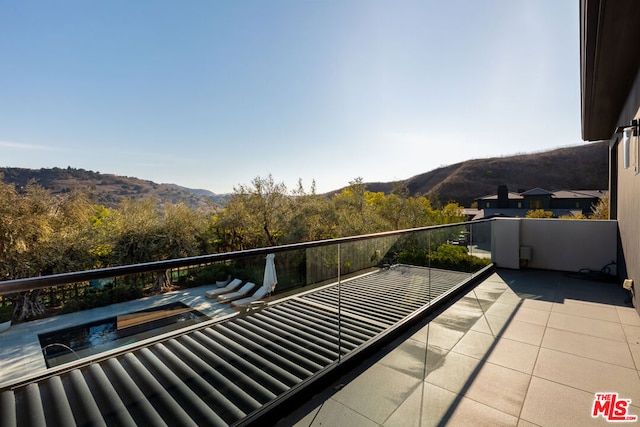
[0,174,465,282]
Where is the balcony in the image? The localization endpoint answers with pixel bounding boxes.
[0,218,637,426]
[283,268,639,426]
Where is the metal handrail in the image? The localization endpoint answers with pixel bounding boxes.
[0,219,491,295]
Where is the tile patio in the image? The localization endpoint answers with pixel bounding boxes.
[283,269,640,427]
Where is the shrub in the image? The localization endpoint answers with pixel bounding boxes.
[398,244,490,272]
[525,209,554,218]
[187,263,233,287]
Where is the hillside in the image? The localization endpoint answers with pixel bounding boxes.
[0,167,228,210]
[363,141,609,206]
[1,142,609,209]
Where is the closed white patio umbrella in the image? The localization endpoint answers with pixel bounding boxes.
[262,253,278,294]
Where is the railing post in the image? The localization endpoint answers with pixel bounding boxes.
[337,243,342,363]
[428,231,432,304]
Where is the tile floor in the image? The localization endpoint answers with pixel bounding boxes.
[283,269,640,427]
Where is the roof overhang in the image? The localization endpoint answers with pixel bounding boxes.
[580,0,640,141]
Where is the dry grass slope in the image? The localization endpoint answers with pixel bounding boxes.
[360,141,608,206]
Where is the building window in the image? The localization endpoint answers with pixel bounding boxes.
[486,202,490,208]
[517,201,522,208]
[575,201,580,208]
[530,199,543,209]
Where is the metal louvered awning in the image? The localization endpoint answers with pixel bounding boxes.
[0,265,480,426]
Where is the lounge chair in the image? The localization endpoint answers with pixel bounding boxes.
[230,286,269,309]
[217,282,256,304]
[204,278,243,299]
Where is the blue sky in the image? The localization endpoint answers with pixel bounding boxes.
[0,1,580,194]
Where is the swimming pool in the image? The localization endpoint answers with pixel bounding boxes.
[39,302,209,368]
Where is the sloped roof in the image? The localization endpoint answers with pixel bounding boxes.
[476,188,606,201]
[521,188,554,196]
[552,190,606,199]
[476,192,523,201]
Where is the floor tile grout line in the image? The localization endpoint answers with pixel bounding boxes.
[419,321,431,427]
[515,281,556,424]
[526,371,640,411]
[537,342,638,371]
[542,323,629,343]
[550,308,629,322]
[438,391,520,422]
[548,309,628,324]
[615,305,640,328]
[444,347,537,376]
[470,288,497,338]
[548,285,638,371]
[429,286,527,425]
[382,374,430,427]
[616,303,640,373]
[488,304,554,316]
[471,312,550,330]
[543,320,634,342]
[535,349,640,391]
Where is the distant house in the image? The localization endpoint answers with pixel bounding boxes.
[472,185,606,219]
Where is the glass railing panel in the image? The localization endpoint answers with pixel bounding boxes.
[304,243,340,290]
[297,241,342,362]
[0,221,496,388]
[388,229,431,268]
[425,224,471,274]
[31,259,248,369]
[27,249,327,371]
[36,260,234,316]
[336,234,401,358]
[468,220,493,272]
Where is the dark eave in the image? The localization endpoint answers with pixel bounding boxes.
[580,0,640,141]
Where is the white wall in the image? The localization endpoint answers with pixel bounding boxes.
[492,218,618,273]
[492,218,520,269]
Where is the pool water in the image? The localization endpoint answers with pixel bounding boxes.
[39,302,209,368]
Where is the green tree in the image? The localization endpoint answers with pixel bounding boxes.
[0,179,32,280]
[403,196,436,228]
[288,179,337,242]
[88,205,121,267]
[0,180,97,320]
[159,202,211,259]
[212,192,253,251]
[247,174,291,246]
[46,189,96,274]
[432,202,465,224]
[112,198,162,265]
[333,177,386,236]
[111,198,174,292]
[213,175,291,250]
[382,192,405,229]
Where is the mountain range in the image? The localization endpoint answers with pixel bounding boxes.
[0,141,608,208]
[0,167,228,209]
